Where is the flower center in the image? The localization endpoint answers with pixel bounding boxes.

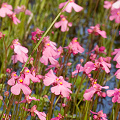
[117,12,120,15]
[47,43,50,46]
[58,49,60,52]
[56,78,59,81]
[74,40,77,42]
[94,82,97,84]
[59,82,63,85]
[14,74,16,76]
[4,5,7,7]
[19,79,23,83]
[70,0,73,2]
[62,18,66,21]
[26,70,30,73]
[57,115,59,117]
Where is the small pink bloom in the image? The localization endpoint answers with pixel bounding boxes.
[109,8,120,23]
[54,15,72,32]
[83,82,109,101]
[88,24,107,38]
[90,110,107,120]
[27,105,46,120]
[11,75,31,95]
[59,0,83,13]
[112,48,120,63]
[0,3,13,17]
[23,67,40,85]
[7,72,18,86]
[66,37,84,55]
[107,88,120,103]
[104,1,113,9]
[72,64,83,75]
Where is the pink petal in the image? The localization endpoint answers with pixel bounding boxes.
[72,3,83,12]
[11,83,21,95]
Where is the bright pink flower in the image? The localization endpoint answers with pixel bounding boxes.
[83,82,109,101]
[27,105,46,120]
[87,24,107,38]
[11,75,31,95]
[72,64,83,75]
[51,113,62,120]
[0,3,13,17]
[19,95,39,104]
[54,46,63,59]
[109,8,120,23]
[112,48,120,63]
[40,41,58,65]
[23,67,40,85]
[114,69,120,79]
[59,0,83,13]
[44,69,72,97]
[7,72,18,86]
[104,1,113,9]
[98,57,111,73]
[107,88,120,103]
[90,110,107,120]
[54,15,72,32]
[66,37,84,55]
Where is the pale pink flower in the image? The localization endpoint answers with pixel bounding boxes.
[23,67,40,85]
[11,75,31,95]
[90,110,107,120]
[0,3,13,17]
[66,37,84,55]
[27,105,46,120]
[54,15,72,32]
[87,24,107,38]
[107,88,120,103]
[83,82,109,101]
[109,8,120,23]
[19,95,39,104]
[112,48,120,63]
[7,72,18,86]
[72,64,83,75]
[112,0,120,9]
[59,0,83,13]
[104,1,113,9]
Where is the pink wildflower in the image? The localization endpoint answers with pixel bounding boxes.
[7,72,18,86]
[15,5,31,15]
[43,69,72,97]
[109,8,120,23]
[83,82,109,101]
[87,24,107,38]
[0,3,13,17]
[72,64,83,75]
[112,0,120,9]
[112,48,120,63]
[27,105,46,120]
[19,95,39,104]
[9,13,20,25]
[11,75,31,95]
[59,0,83,13]
[107,88,120,103]
[51,113,62,120]
[40,41,58,65]
[104,1,113,9]
[66,37,84,55]
[23,67,40,85]
[90,110,107,120]
[54,15,72,32]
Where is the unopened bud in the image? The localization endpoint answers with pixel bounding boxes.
[4,91,9,97]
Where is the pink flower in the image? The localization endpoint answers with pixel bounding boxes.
[112,48,120,63]
[19,95,39,104]
[43,69,72,97]
[90,110,107,120]
[104,1,113,9]
[27,105,46,120]
[0,3,13,17]
[11,75,31,95]
[112,0,120,9]
[87,24,107,38]
[98,57,111,73]
[23,67,40,85]
[54,15,72,32]
[51,113,62,120]
[59,0,83,13]
[10,13,20,25]
[109,8,120,23]
[40,41,58,65]
[7,72,18,86]
[83,82,109,101]
[72,64,83,75]
[107,88,120,103]
[66,37,84,55]
[15,5,31,15]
